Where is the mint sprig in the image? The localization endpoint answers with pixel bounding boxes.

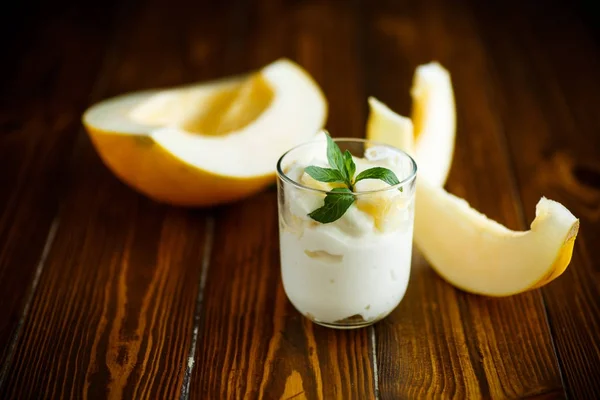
[307,133,403,224]
[326,134,347,179]
[355,167,401,187]
[304,166,346,184]
[307,188,354,223]
[343,150,356,183]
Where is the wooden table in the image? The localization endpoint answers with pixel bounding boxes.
[1,0,599,398]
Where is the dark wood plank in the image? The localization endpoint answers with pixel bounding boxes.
[365,0,564,398]
[190,0,376,398]
[469,1,600,397]
[0,0,119,370]
[0,0,238,397]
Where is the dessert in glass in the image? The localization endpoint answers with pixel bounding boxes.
[276,134,417,329]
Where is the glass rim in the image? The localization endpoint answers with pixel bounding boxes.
[276,137,417,195]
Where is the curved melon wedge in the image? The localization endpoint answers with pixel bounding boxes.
[411,62,456,186]
[366,97,415,154]
[415,179,579,296]
[366,62,455,186]
[366,96,578,295]
[83,58,327,206]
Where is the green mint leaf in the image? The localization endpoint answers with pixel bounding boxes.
[354,167,404,192]
[308,187,355,223]
[343,150,356,181]
[304,166,347,183]
[325,134,347,178]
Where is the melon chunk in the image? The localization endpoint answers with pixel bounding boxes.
[365,62,579,296]
[83,58,327,206]
[367,62,455,186]
[415,180,579,296]
[411,62,456,186]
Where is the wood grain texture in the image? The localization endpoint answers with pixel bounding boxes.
[366,0,564,398]
[0,0,119,369]
[2,0,600,398]
[190,0,375,398]
[0,0,232,397]
[469,1,600,397]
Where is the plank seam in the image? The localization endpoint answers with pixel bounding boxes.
[369,326,380,400]
[179,1,246,397]
[356,0,380,397]
[0,0,135,390]
[0,0,131,388]
[179,216,215,400]
[0,217,59,388]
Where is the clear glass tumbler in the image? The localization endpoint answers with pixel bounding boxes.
[276,137,417,329]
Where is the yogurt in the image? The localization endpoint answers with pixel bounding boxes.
[277,140,416,327]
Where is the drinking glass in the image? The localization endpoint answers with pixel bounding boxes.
[276,137,417,329]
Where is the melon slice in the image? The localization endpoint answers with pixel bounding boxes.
[83,58,327,206]
[366,97,415,154]
[366,62,455,186]
[365,62,579,296]
[415,179,579,296]
[411,62,456,186]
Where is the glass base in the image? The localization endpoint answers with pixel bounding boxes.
[303,311,386,329]
[311,319,378,330]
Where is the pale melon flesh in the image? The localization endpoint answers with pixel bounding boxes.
[415,180,579,296]
[411,62,456,186]
[367,97,415,154]
[365,62,579,296]
[83,58,327,206]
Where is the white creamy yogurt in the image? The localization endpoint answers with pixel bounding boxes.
[280,225,412,323]
[278,144,415,326]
